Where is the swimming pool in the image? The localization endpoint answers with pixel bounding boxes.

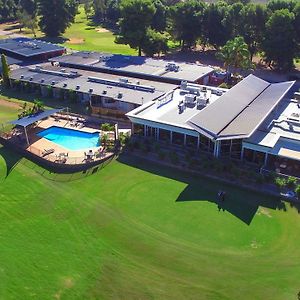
[38,126,101,151]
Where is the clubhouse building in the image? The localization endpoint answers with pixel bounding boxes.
[5,39,300,176]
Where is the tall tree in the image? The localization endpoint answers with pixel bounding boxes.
[241,3,267,60]
[169,0,207,50]
[1,54,11,88]
[203,2,231,49]
[0,0,18,21]
[262,9,297,70]
[151,0,168,32]
[116,0,156,56]
[267,0,297,13]
[216,36,253,74]
[143,28,169,57]
[19,0,37,16]
[38,0,78,37]
[93,0,107,20]
[223,2,244,37]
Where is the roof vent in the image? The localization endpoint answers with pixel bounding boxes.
[76,85,80,90]
[119,78,128,84]
[118,92,123,99]
[61,69,66,72]
[103,90,107,95]
[89,88,93,93]
[29,77,33,81]
[20,75,24,79]
[165,63,179,72]
[51,81,55,85]
[41,78,44,83]
[63,83,67,87]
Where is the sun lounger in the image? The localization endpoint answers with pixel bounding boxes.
[42,148,55,157]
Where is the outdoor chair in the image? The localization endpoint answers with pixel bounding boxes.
[42,148,55,157]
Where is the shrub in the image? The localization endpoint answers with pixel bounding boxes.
[274,177,286,190]
[154,143,160,153]
[286,176,297,189]
[169,151,179,164]
[101,123,114,131]
[158,150,166,160]
[295,185,300,198]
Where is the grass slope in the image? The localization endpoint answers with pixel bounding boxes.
[1,149,300,298]
[1,103,300,299]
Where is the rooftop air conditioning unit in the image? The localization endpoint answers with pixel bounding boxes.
[76,85,80,90]
[51,81,55,85]
[181,81,188,90]
[20,75,24,79]
[63,83,67,87]
[103,90,107,95]
[89,88,93,93]
[118,92,123,98]
[29,77,33,81]
[41,79,44,83]
[61,69,66,72]
[119,78,128,84]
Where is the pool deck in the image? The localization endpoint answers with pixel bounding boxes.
[4,115,115,165]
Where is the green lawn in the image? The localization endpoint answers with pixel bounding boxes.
[2,5,136,55]
[61,7,136,55]
[1,101,300,299]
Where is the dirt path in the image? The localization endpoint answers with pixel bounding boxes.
[0,98,22,109]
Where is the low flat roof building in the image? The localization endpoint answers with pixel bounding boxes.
[9,64,176,118]
[50,51,214,85]
[0,37,65,61]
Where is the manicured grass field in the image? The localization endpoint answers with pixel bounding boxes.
[1,103,300,299]
[0,6,136,55]
[61,7,136,55]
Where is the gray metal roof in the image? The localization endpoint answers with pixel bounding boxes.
[50,51,214,83]
[188,75,295,140]
[10,65,176,105]
[10,108,63,127]
[0,38,64,58]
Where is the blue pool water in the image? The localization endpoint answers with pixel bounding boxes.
[38,126,100,151]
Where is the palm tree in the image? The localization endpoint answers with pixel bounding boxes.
[216,36,254,79]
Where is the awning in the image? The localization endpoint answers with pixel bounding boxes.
[10,108,64,127]
[272,138,300,162]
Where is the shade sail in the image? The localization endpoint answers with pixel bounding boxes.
[10,108,64,127]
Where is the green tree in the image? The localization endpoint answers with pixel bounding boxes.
[38,0,78,37]
[93,0,106,19]
[216,36,253,75]
[293,2,300,42]
[20,0,37,15]
[223,2,244,37]
[267,0,297,13]
[116,0,156,56]
[1,54,10,88]
[143,28,169,57]
[241,3,267,60]
[151,0,167,32]
[203,2,231,49]
[262,9,297,70]
[0,0,18,21]
[169,0,207,50]
[83,0,93,18]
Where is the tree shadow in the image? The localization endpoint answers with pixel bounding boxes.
[117,153,287,225]
[37,36,69,44]
[0,146,22,178]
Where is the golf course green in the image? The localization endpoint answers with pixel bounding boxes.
[1,148,300,299]
[1,103,300,300]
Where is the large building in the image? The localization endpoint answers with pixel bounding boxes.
[9,64,176,118]
[127,75,299,176]
[0,38,65,61]
[50,51,214,85]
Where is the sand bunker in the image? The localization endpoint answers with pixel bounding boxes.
[96,27,110,33]
[67,38,85,44]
